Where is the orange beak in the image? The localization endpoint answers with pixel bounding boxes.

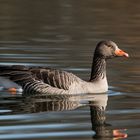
[115,49,129,57]
[113,129,128,139]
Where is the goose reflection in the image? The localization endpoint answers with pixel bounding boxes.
[0,93,127,139]
[89,94,127,139]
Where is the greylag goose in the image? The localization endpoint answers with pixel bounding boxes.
[0,40,129,95]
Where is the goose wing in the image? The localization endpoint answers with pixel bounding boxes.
[0,65,78,90]
[29,67,77,90]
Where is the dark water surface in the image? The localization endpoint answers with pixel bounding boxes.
[0,0,140,140]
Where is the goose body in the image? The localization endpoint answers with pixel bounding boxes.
[0,40,129,95]
[0,66,108,94]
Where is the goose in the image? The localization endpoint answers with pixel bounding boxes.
[0,40,129,95]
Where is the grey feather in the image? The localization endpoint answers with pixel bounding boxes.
[0,65,80,94]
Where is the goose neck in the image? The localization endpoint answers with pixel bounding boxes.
[90,55,106,81]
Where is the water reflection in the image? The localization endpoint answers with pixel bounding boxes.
[90,101,127,139]
[0,93,107,114]
[0,93,127,139]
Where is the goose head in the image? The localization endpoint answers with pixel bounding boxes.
[94,40,129,59]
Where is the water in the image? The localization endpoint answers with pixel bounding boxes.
[0,0,140,139]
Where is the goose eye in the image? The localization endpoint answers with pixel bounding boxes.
[108,45,113,48]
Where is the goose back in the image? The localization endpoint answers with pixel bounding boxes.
[0,65,82,94]
[30,68,79,90]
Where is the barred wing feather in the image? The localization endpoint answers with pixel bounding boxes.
[30,68,77,90]
[0,66,79,93]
